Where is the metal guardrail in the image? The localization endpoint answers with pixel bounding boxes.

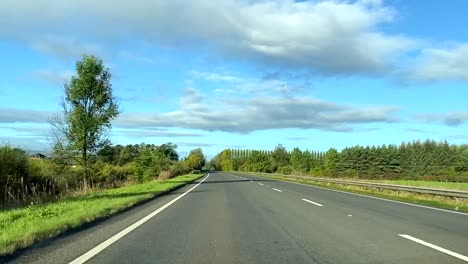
[252,173,468,199]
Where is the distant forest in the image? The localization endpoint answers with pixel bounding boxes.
[210,140,468,182]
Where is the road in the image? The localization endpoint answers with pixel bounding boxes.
[5,171,468,264]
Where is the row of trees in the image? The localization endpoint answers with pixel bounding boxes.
[1,54,206,207]
[0,143,206,207]
[210,141,468,181]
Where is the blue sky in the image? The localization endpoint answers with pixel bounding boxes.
[0,0,467,158]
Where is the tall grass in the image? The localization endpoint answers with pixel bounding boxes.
[0,174,202,256]
[0,145,193,208]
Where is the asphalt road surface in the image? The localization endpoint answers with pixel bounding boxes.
[5,172,468,264]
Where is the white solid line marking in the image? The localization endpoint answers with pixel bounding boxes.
[399,234,468,262]
[273,188,283,192]
[69,174,210,264]
[301,198,324,207]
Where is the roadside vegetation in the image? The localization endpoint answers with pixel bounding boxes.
[0,54,207,255]
[363,179,468,191]
[212,143,468,211]
[236,172,468,213]
[1,55,206,208]
[0,144,206,208]
[211,142,468,182]
[0,174,202,256]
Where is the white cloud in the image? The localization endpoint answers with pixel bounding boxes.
[119,51,155,64]
[174,142,216,147]
[0,0,416,75]
[191,71,242,82]
[0,108,52,123]
[411,44,468,81]
[30,36,103,60]
[114,87,400,133]
[194,70,306,95]
[416,112,468,126]
[29,69,74,85]
[0,136,50,152]
[445,134,468,140]
[114,129,205,138]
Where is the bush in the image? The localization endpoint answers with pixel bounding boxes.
[94,162,137,186]
[0,146,72,206]
[158,170,175,180]
[0,146,30,187]
[278,166,292,175]
[158,162,191,180]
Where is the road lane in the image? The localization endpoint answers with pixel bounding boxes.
[83,172,468,263]
[234,172,468,263]
[5,171,468,263]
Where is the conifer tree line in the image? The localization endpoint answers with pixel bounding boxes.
[210,140,468,181]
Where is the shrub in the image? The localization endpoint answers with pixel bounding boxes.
[158,170,174,180]
[93,162,138,186]
[278,166,292,175]
[158,162,191,180]
[0,146,30,186]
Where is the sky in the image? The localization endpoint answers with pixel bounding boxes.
[0,0,467,158]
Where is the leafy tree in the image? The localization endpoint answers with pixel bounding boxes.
[272,144,290,172]
[52,55,119,189]
[324,148,339,176]
[155,143,179,161]
[291,147,308,173]
[186,148,206,170]
[221,149,234,171]
[247,150,275,172]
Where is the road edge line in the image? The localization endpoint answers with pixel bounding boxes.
[398,234,468,262]
[239,174,468,216]
[69,174,210,264]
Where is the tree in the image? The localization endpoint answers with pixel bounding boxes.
[186,148,206,170]
[220,149,234,171]
[324,148,339,176]
[272,144,290,172]
[52,55,119,189]
[155,143,179,161]
[291,147,306,173]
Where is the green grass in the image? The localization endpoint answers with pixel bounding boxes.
[235,172,468,213]
[0,174,202,256]
[365,179,468,191]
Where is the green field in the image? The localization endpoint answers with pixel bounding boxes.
[0,174,202,256]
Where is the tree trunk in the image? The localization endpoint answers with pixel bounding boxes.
[83,148,88,190]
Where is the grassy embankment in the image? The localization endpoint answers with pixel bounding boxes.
[235,172,468,213]
[0,174,203,256]
[364,179,468,191]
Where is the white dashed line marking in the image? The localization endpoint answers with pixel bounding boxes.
[258,183,264,186]
[272,188,283,192]
[301,198,323,207]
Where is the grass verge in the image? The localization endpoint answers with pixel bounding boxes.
[364,179,468,191]
[0,174,203,256]
[235,172,468,213]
